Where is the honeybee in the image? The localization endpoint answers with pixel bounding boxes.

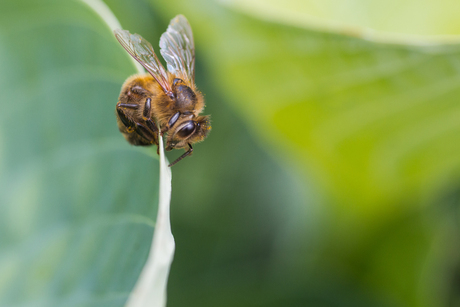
[114,15,211,167]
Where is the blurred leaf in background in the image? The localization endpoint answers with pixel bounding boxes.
[2,0,460,307]
[152,0,460,306]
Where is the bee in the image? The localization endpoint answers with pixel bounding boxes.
[114,15,211,167]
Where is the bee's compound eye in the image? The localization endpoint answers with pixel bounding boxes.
[177,121,196,138]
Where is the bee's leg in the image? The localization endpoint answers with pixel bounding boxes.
[116,104,153,145]
[161,111,180,136]
[168,143,193,167]
[117,103,139,109]
[116,105,137,133]
[142,98,159,136]
[135,122,157,142]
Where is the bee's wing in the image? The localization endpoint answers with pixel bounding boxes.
[159,15,195,84]
[114,29,173,96]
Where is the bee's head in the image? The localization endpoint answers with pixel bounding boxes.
[165,115,211,150]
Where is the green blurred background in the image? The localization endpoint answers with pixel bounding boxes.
[2,0,460,306]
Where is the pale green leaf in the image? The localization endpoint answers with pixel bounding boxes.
[226,0,460,43]
[0,0,170,306]
[82,2,175,307]
[125,135,173,307]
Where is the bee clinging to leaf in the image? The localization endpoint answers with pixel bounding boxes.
[114,15,211,167]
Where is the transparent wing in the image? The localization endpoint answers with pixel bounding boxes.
[114,29,173,96]
[159,15,195,84]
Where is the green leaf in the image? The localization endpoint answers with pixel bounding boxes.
[0,1,162,306]
[125,135,173,307]
[82,2,175,306]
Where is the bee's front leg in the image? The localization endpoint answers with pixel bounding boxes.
[168,143,193,167]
